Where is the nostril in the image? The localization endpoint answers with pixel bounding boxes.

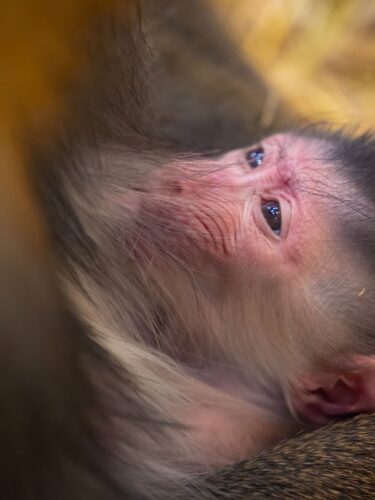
[246,146,264,168]
[146,173,184,196]
[167,180,183,195]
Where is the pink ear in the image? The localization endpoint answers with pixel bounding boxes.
[290,356,375,425]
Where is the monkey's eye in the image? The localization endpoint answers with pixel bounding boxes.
[261,200,281,236]
[246,146,264,168]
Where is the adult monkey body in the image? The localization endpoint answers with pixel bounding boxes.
[1,1,375,500]
[201,414,375,499]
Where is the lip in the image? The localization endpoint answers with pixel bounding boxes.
[253,193,292,241]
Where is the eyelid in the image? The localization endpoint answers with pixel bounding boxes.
[262,201,281,235]
[246,145,265,168]
[254,194,291,241]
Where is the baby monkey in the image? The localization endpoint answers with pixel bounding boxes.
[66,128,375,470]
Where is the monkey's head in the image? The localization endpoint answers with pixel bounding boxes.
[134,129,375,425]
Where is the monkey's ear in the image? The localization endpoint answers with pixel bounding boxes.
[291,357,375,425]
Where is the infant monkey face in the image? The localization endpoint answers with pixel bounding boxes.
[145,134,335,278]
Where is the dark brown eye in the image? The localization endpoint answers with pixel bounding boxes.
[246,146,264,168]
[261,200,281,235]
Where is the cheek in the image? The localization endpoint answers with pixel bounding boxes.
[179,198,329,283]
[170,194,286,274]
[173,197,243,258]
[237,233,283,273]
[143,187,282,272]
[143,158,327,277]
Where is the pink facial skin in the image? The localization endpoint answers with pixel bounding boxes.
[138,133,375,458]
[149,133,330,279]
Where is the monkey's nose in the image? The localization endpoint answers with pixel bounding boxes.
[166,180,184,195]
[146,168,185,195]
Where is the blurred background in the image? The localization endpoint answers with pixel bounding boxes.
[211,0,375,131]
[146,0,375,148]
